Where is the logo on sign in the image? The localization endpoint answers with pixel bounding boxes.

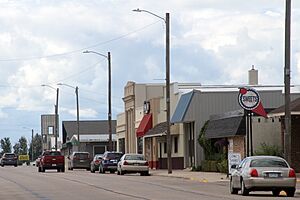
[238,88,260,111]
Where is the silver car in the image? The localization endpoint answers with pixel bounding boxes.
[230,156,296,197]
[117,154,149,176]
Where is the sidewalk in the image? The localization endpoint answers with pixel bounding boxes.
[150,169,228,183]
[150,169,300,183]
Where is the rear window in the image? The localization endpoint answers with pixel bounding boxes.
[250,159,288,168]
[125,155,145,161]
[4,153,16,158]
[74,153,89,159]
[106,153,122,160]
[44,151,61,156]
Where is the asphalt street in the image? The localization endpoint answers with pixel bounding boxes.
[0,166,299,200]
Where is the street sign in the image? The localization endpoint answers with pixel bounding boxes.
[18,155,29,161]
[228,152,241,174]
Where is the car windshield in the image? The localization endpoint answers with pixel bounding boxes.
[75,153,89,159]
[106,153,122,159]
[124,155,145,161]
[250,159,288,168]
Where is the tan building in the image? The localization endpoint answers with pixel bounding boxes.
[117,81,201,169]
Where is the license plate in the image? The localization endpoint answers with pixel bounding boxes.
[268,173,279,178]
[80,160,84,162]
[52,164,57,166]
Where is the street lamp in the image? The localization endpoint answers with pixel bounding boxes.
[41,84,59,151]
[133,8,172,174]
[83,50,113,152]
[23,127,34,162]
[57,83,80,150]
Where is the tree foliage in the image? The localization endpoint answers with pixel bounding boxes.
[1,137,12,154]
[29,134,42,160]
[13,136,28,155]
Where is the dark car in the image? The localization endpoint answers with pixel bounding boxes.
[90,154,103,173]
[68,152,91,171]
[99,151,123,174]
[0,153,18,167]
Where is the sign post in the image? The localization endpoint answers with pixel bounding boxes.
[238,87,267,157]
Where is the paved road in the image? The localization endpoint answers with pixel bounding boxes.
[0,166,298,200]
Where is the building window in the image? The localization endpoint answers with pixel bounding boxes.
[48,126,54,135]
[174,137,178,153]
[137,137,143,154]
[164,142,167,154]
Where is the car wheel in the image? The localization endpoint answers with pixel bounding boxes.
[241,179,249,196]
[70,167,73,171]
[285,188,295,197]
[120,169,125,175]
[110,170,115,174]
[38,166,41,172]
[57,169,60,172]
[117,170,120,175]
[61,167,65,173]
[230,179,238,194]
[14,164,17,167]
[272,189,280,196]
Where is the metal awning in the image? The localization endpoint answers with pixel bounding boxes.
[171,91,194,123]
[144,122,167,138]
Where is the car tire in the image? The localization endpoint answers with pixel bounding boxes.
[110,170,115,174]
[241,179,249,196]
[91,168,95,173]
[285,188,295,197]
[230,179,238,194]
[61,167,65,173]
[38,166,41,172]
[120,169,125,175]
[14,164,17,167]
[272,189,280,196]
[70,167,73,171]
[117,170,120,175]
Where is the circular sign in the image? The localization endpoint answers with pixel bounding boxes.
[238,88,260,110]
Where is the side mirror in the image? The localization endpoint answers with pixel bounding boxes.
[231,164,237,169]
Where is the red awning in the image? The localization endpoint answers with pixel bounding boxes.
[136,114,152,137]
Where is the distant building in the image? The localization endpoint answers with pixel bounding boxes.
[41,114,58,151]
[61,120,116,157]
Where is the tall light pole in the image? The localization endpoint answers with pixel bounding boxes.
[58,83,80,150]
[41,84,59,151]
[133,8,172,174]
[23,127,34,161]
[284,0,291,164]
[83,50,113,152]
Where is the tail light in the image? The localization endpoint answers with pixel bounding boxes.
[144,161,149,166]
[95,160,100,164]
[123,161,129,165]
[289,169,296,178]
[14,157,18,160]
[250,169,258,177]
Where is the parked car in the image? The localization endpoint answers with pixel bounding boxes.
[90,154,103,173]
[68,152,91,171]
[38,150,65,172]
[117,153,149,176]
[0,153,18,167]
[230,156,296,197]
[99,151,123,174]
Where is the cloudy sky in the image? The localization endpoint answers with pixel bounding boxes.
[0,0,300,145]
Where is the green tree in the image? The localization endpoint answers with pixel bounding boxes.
[29,134,42,160]
[1,137,12,154]
[18,136,28,155]
[13,143,21,155]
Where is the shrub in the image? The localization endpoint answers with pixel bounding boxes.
[254,142,283,157]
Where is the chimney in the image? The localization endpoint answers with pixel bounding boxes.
[248,65,258,85]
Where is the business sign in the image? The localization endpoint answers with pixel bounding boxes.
[238,87,268,118]
[238,88,260,110]
[18,155,29,161]
[228,152,241,174]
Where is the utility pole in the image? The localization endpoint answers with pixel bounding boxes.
[31,129,34,161]
[75,86,80,151]
[55,88,59,151]
[284,0,291,164]
[165,13,172,174]
[108,52,112,151]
